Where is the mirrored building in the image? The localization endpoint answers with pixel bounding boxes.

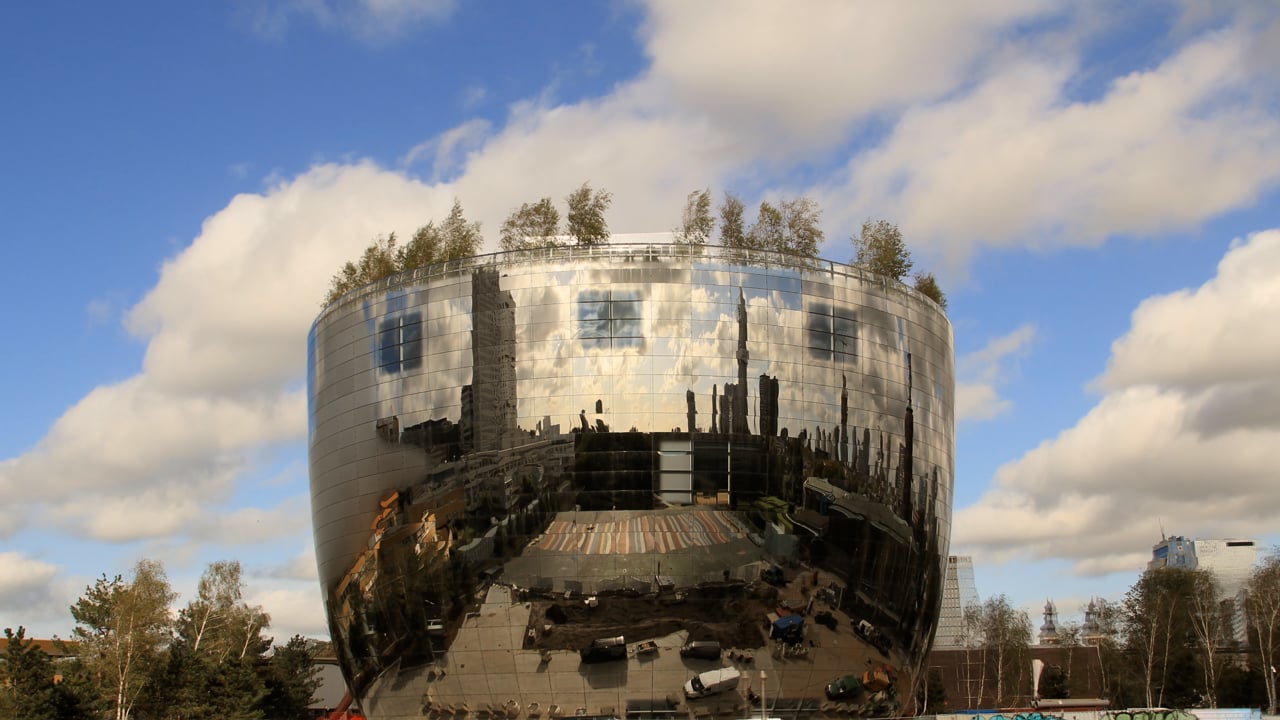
[308,245,955,719]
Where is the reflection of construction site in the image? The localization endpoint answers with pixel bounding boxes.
[331,415,944,702]
[360,570,908,720]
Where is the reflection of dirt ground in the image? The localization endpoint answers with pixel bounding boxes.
[502,508,769,596]
[527,583,779,653]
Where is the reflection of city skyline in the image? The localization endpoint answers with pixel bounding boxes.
[308,246,954,718]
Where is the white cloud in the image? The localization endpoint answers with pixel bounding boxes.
[261,545,319,582]
[0,163,455,544]
[1099,232,1280,393]
[401,118,493,182]
[244,0,455,42]
[0,552,57,610]
[250,586,330,641]
[955,231,1280,575]
[828,14,1280,269]
[955,324,1036,422]
[641,1,1056,150]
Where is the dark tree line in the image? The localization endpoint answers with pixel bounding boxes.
[1,559,322,720]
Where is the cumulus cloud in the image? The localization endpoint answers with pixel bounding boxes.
[955,231,1280,574]
[828,11,1280,268]
[0,552,58,610]
[0,163,455,543]
[1099,232,1280,393]
[955,324,1036,422]
[641,1,1057,150]
[249,586,330,640]
[261,546,319,582]
[9,0,1280,633]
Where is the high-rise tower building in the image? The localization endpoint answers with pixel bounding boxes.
[1149,535,1259,644]
[933,555,979,648]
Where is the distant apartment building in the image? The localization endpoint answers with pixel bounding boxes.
[933,555,980,648]
[1149,534,1259,644]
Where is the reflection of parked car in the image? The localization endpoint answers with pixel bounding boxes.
[580,636,627,663]
[814,611,837,630]
[684,667,741,699]
[761,565,786,586]
[825,674,863,700]
[680,640,722,660]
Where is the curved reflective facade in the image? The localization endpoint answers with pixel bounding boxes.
[308,245,954,719]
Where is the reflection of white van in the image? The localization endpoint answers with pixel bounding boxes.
[684,667,742,699]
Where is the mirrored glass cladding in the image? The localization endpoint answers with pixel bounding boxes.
[309,246,955,720]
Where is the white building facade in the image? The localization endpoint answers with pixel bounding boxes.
[1149,535,1259,644]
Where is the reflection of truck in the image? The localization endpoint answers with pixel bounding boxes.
[680,640,722,660]
[855,620,891,655]
[580,636,627,663]
[684,667,742,699]
[861,665,892,693]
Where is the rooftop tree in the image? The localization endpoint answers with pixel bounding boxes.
[718,192,747,249]
[675,188,715,245]
[913,272,947,308]
[565,182,612,246]
[852,219,912,281]
[325,200,483,304]
[499,197,562,251]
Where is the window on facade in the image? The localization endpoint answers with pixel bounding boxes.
[806,302,856,363]
[577,289,644,349]
[377,311,423,373]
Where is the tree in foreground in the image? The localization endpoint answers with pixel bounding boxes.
[1187,570,1228,708]
[261,636,323,720]
[852,219,912,281]
[565,182,613,246]
[1249,552,1280,714]
[70,559,176,720]
[1123,567,1203,710]
[2,627,57,719]
[0,627,95,720]
[500,198,562,251]
[675,188,714,245]
[962,594,1032,707]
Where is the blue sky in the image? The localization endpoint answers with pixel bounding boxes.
[3,1,1280,642]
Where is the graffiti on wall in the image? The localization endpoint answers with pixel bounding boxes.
[1107,711,1198,720]
[964,709,1207,720]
